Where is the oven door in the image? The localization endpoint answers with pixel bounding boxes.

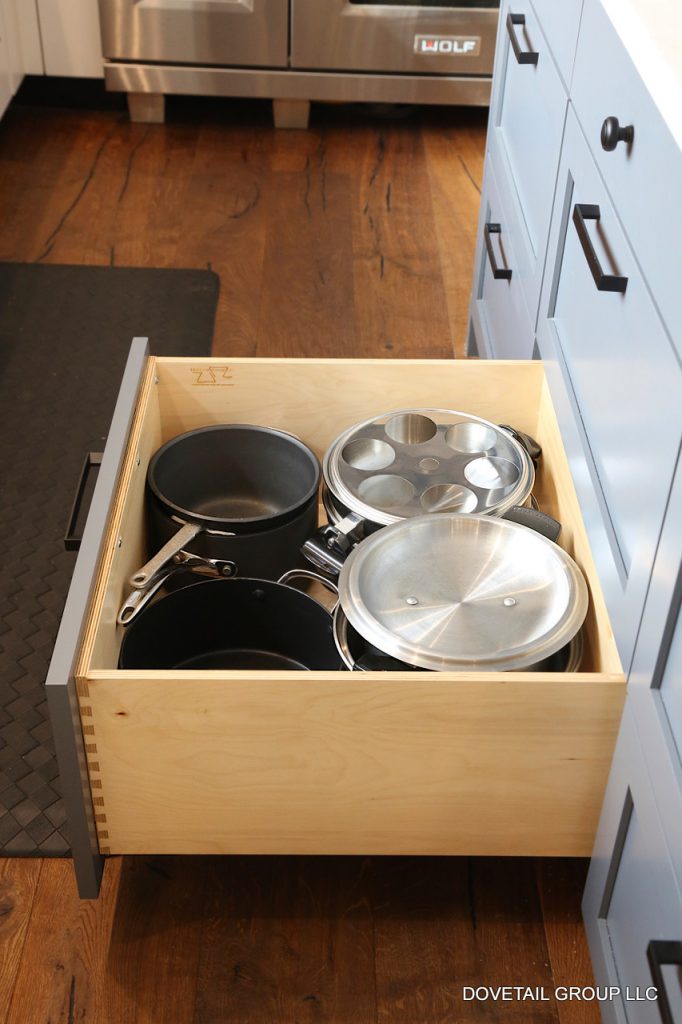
[99,0,289,67]
[291,0,499,76]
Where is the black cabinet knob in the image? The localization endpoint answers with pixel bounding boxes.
[601,116,634,151]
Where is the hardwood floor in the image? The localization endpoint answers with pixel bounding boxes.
[0,95,485,357]
[0,93,600,1022]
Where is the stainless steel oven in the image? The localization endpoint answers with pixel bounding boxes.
[292,0,498,77]
[99,0,499,126]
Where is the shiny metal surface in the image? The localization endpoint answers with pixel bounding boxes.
[104,63,492,106]
[324,409,534,527]
[338,514,589,671]
[292,0,497,75]
[99,0,288,67]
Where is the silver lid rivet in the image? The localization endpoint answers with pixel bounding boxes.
[406,596,419,606]
[503,597,517,607]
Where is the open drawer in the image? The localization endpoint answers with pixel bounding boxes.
[47,340,625,897]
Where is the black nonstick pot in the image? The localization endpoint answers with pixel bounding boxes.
[118,571,342,671]
[128,424,321,600]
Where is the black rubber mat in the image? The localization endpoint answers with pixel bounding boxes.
[0,263,219,855]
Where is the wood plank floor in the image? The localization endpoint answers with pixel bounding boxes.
[0,92,600,1023]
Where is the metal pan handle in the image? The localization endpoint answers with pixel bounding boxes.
[278,568,339,611]
[128,521,203,590]
[117,570,173,626]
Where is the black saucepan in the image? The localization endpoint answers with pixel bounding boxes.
[127,424,321,606]
[118,571,342,671]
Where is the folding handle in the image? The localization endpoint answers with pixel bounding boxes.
[506,13,539,65]
[647,940,682,1024]
[484,222,512,281]
[64,453,103,552]
[572,204,628,293]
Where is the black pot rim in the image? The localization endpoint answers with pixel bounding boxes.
[147,424,321,531]
[118,576,338,670]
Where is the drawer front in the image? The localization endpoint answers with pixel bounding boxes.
[489,0,567,318]
[45,338,151,898]
[572,0,682,354]
[474,158,534,359]
[530,0,583,90]
[628,458,682,894]
[537,107,682,668]
[584,704,682,1024]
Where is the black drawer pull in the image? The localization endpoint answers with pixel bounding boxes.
[484,222,512,281]
[64,452,103,552]
[506,13,539,65]
[572,204,628,294]
[601,116,634,152]
[647,940,682,1024]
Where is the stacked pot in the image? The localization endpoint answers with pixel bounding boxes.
[117,409,588,674]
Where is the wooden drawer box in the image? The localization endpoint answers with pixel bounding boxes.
[64,346,625,863]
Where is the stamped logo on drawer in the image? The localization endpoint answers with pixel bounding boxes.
[190,366,234,386]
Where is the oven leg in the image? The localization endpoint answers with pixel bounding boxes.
[272,99,311,130]
[127,92,166,125]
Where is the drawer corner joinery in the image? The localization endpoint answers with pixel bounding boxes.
[48,345,625,894]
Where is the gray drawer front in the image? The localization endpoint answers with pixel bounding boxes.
[539,106,682,668]
[490,0,567,319]
[628,457,682,896]
[474,158,534,359]
[45,338,149,899]
[530,0,583,90]
[572,0,682,355]
[584,702,682,1024]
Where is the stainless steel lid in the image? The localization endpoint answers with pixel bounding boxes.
[338,513,589,672]
[323,409,534,526]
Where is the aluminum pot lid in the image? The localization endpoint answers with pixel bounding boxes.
[338,513,589,672]
[323,409,534,526]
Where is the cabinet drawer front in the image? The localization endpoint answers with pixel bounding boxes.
[628,462,682,895]
[490,0,568,319]
[529,0,583,89]
[540,108,682,665]
[572,0,682,354]
[475,159,534,359]
[584,703,682,1024]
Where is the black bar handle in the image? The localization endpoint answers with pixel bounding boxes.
[506,13,539,65]
[647,940,682,1024]
[484,222,512,280]
[572,204,628,294]
[64,453,103,552]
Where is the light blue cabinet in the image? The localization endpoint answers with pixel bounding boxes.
[529,0,582,90]
[469,0,682,1008]
[537,106,682,671]
[470,158,534,359]
[583,702,682,1024]
[468,0,570,354]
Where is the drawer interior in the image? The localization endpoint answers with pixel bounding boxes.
[81,356,621,678]
[75,357,625,858]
